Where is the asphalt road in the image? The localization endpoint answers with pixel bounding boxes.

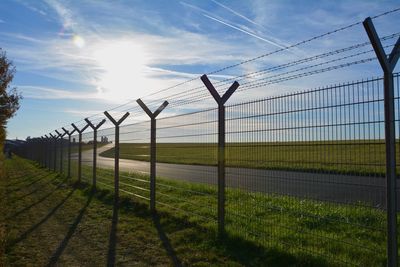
[76,144,399,209]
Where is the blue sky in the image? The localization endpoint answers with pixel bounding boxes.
[1,0,399,139]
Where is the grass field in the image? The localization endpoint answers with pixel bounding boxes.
[5,156,356,266]
[0,152,6,266]
[99,140,400,175]
[70,142,107,153]
[71,160,389,266]
[4,156,391,266]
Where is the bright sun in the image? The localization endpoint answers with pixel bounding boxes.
[92,40,150,102]
[72,35,85,48]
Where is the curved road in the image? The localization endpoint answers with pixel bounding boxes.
[76,144,399,209]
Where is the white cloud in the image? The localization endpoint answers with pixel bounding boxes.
[15,0,48,16]
[63,108,106,117]
[4,26,254,103]
[18,85,99,100]
[5,0,395,113]
[0,32,45,44]
[43,0,76,30]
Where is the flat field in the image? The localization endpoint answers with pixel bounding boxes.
[78,161,389,266]
[99,140,400,175]
[3,156,389,266]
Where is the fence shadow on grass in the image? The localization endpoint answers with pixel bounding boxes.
[7,172,53,193]
[156,212,330,267]
[6,176,67,220]
[46,190,94,267]
[152,213,182,267]
[91,187,329,267]
[6,186,77,251]
[12,175,60,202]
[106,198,119,267]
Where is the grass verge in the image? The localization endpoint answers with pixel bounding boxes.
[3,156,348,266]
[76,162,389,266]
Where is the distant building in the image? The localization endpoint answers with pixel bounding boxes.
[100,136,109,143]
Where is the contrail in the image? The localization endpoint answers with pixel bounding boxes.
[211,0,263,28]
[181,1,295,52]
[180,1,211,15]
[203,14,286,49]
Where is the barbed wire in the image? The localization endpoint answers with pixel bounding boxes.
[151,41,394,108]
[45,8,400,136]
[140,34,398,107]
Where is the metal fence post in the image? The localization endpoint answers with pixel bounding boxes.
[103,112,130,203]
[42,137,47,167]
[62,127,76,178]
[44,136,49,168]
[72,123,89,183]
[55,130,66,173]
[363,17,400,267]
[55,131,61,172]
[40,136,45,167]
[201,74,239,236]
[136,99,169,213]
[44,135,50,169]
[49,133,58,172]
[85,118,106,189]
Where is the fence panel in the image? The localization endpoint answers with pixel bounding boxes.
[155,109,218,224]
[224,77,393,266]
[81,131,94,184]
[95,126,116,193]
[117,121,151,202]
[70,133,79,180]
[61,136,68,175]
[19,74,400,265]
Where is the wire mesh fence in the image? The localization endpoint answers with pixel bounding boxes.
[18,73,400,266]
[81,131,93,184]
[14,8,400,263]
[61,136,69,175]
[88,126,115,195]
[223,75,398,265]
[155,109,218,223]
[115,121,151,202]
[70,133,79,180]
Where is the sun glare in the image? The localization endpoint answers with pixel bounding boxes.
[72,35,85,48]
[92,40,149,102]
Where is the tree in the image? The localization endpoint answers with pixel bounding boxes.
[0,48,21,142]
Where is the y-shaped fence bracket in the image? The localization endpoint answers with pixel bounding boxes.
[103,111,130,204]
[85,118,106,189]
[136,99,169,213]
[62,127,76,178]
[364,17,400,267]
[201,74,239,237]
[71,123,90,183]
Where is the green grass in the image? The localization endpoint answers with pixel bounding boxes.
[4,156,346,266]
[70,142,107,153]
[100,140,400,176]
[74,162,389,266]
[0,152,6,266]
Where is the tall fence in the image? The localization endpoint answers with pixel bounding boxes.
[17,73,400,266]
[13,16,400,266]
